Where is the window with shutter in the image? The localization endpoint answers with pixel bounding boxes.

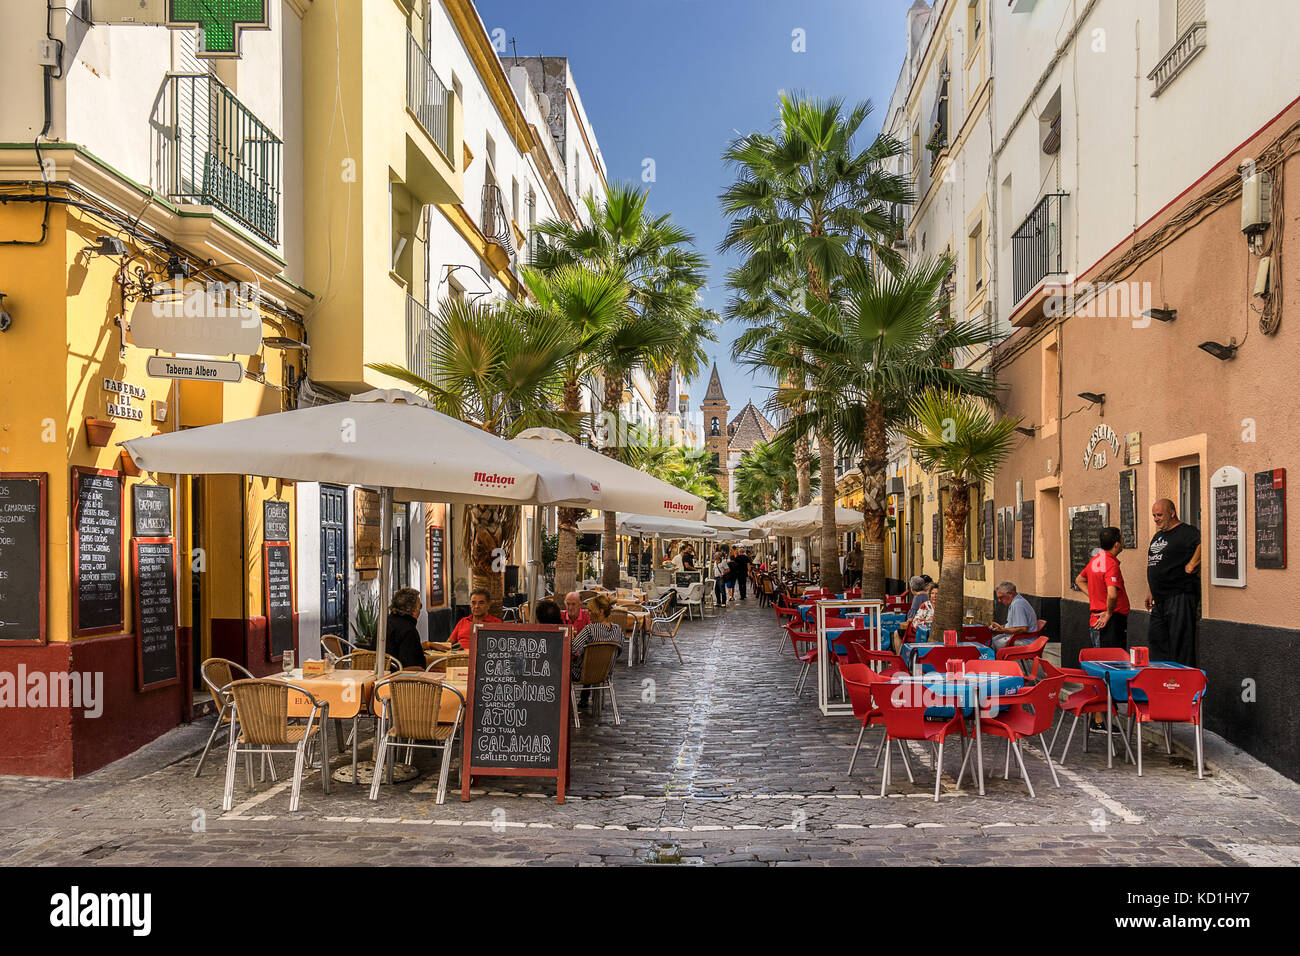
[1177,0,1206,37]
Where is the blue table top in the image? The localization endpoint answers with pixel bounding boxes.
[886,672,1023,717]
[902,641,997,672]
[1080,660,1206,701]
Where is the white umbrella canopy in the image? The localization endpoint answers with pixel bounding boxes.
[577,513,718,538]
[122,390,602,507]
[704,510,756,532]
[511,428,705,519]
[750,509,787,530]
[761,503,864,536]
[121,389,604,674]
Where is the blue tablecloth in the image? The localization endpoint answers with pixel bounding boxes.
[902,641,997,672]
[1080,660,1206,703]
[887,673,1022,718]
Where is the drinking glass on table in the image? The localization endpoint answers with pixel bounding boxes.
[282,650,294,674]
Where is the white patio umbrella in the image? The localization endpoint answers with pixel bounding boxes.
[761,502,864,536]
[704,510,756,533]
[576,513,718,538]
[749,509,786,530]
[122,389,602,672]
[510,428,707,599]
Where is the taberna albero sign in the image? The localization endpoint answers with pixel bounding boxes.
[145,356,244,383]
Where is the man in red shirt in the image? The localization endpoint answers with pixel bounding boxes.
[447,588,502,649]
[562,591,591,633]
[1076,526,1131,650]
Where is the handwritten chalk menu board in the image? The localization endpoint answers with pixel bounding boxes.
[73,469,124,635]
[931,513,941,561]
[263,499,290,543]
[353,488,381,571]
[1254,469,1286,570]
[1210,465,1247,588]
[1021,500,1035,560]
[1068,504,1108,590]
[264,543,295,658]
[982,499,995,560]
[131,484,173,538]
[133,539,178,689]
[1119,469,1138,550]
[462,624,570,803]
[674,571,702,587]
[0,473,46,643]
[995,507,1006,561]
[426,525,445,607]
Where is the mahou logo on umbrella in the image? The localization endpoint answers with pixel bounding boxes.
[474,471,517,488]
[663,499,695,514]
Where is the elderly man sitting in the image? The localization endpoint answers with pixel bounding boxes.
[989,581,1037,650]
[562,591,592,633]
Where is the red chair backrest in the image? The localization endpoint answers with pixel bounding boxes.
[999,676,1064,735]
[848,645,908,675]
[1079,648,1129,663]
[823,617,855,629]
[1128,668,1206,722]
[784,623,816,655]
[839,663,889,720]
[921,646,982,671]
[828,628,873,663]
[964,660,1023,678]
[867,679,943,739]
[1005,635,1049,656]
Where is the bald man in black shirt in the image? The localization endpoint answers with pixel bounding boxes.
[1145,498,1202,666]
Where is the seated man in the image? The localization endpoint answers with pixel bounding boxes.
[534,599,563,625]
[989,581,1037,650]
[562,591,591,633]
[445,588,502,649]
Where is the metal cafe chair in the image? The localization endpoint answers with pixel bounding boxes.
[195,657,256,778]
[650,607,688,664]
[320,634,355,662]
[369,674,465,805]
[222,678,331,813]
[571,641,623,728]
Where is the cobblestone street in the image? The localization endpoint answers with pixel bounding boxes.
[3,601,1298,866]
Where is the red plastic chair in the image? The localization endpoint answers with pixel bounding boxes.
[774,602,802,655]
[964,660,1023,678]
[828,627,874,666]
[838,663,908,779]
[962,625,994,646]
[784,624,819,697]
[1128,668,1207,778]
[958,677,1064,797]
[996,634,1049,675]
[918,645,981,673]
[868,679,967,801]
[847,645,908,678]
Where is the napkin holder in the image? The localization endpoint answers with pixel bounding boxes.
[301,659,327,677]
[945,659,965,675]
[1132,646,1150,666]
[447,665,468,683]
[943,629,958,646]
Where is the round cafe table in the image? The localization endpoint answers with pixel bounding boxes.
[1079,660,1206,768]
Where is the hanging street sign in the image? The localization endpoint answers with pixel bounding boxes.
[146,356,244,383]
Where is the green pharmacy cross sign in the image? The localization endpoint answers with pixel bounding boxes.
[169,0,269,57]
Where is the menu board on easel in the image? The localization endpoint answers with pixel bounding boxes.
[0,473,47,644]
[1211,465,1246,588]
[73,468,124,635]
[133,539,179,690]
[462,624,570,804]
[1254,469,1286,570]
[264,543,294,658]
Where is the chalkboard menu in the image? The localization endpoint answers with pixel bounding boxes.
[982,500,995,560]
[931,513,940,561]
[426,525,445,606]
[0,473,46,643]
[133,539,178,689]
[1254,469,1286,569]
[132,484,173,538]
[263,499,290,543]
[995,508,1007,561]
[1119,469,1138,550]
[462,624,570,803]
[1068,506,1107,589]
[674,570,702,587]
[353,488,381,571]
[264,543,294,658]
[1021,500,1035,559]
[1213,484,1241,582]
[627,550,641,581]
[74,469,124,635]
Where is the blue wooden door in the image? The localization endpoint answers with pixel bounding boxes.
[320,484,348,639]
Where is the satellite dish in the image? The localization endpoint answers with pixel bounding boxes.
[536,92,551,116]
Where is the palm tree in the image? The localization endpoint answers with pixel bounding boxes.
[633,440,726,512]
[647,302,719,416]
[536,183,707,587]
[720,92,913,590]
[901,389,1020,635]
[368,298,575,612]
[772,258,1004,600]
[734,439,785,518]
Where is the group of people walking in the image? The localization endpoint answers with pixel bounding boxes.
[710,546,753,608]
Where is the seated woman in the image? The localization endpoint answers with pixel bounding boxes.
[386,587,428,670]
[534,599,563,625]
[570,594,625,705]
[894,583,938,655]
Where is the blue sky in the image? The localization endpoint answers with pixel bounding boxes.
[477,0,918,419]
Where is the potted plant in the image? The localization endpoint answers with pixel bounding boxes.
[84,418,116,447]
[351,590,379,650]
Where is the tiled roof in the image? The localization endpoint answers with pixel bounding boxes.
[727,400,777,452]
[703,362,727,404]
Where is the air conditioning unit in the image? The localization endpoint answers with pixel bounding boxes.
[90,0,166,23]
[886,477,905,497]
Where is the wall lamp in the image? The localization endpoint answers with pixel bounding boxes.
[85,235,126,258]
[1197,340,1238,361]
[1014,425,1036,437]
[263,336,310,351]
[1143,308,1177,322]
[1078,391,1106,408]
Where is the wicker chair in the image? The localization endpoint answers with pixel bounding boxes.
[195,657,255,778]
[425,651,469,673]
[337,650,402,673]
[649,606,687,664]
[222,678,330,812]
[571,640,623,728]
[320,635,354,662]
[369,674,465,804]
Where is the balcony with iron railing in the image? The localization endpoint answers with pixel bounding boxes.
[481,183,515,272]
[162,73,281,244]
[1149,21,1207,97]
[405,295,439,386]
[1011,193,1067,306]
[406,31,453,161]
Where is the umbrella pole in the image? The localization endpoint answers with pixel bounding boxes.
[374,487,393,677]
